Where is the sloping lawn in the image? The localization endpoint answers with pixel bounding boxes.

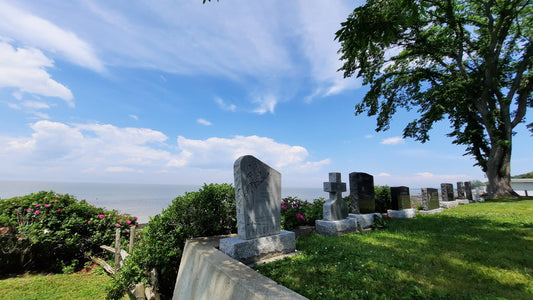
[255,199,533,299]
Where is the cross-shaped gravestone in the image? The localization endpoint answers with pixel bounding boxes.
[323,172,348,221]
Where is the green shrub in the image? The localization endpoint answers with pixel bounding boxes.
[0,191,137,275]
[107,183,236,299]
[374,185,391,213]
[280,197,325,231]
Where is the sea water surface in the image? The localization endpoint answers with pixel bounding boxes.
[0,181,324,223]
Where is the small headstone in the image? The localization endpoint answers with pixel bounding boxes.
[219,155,295,264]
[323,173,348,220]
[464,181,473,200]
[349,172,375,213]
[440,183,454,201]
[390,186,411,210]
[421,188,440,210]
[456,182,465,199]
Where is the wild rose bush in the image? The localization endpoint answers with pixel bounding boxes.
[280,197,325,230]
[0,191,137,274]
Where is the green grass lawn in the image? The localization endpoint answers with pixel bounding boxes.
[254,199,533,299]
[0,268,123,300]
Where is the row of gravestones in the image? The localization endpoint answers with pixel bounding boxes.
[218,155,475,265]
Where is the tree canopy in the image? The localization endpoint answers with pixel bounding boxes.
[336,0,532,197]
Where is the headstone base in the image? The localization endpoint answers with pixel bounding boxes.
[219,231,296,265]
[387,208,416,219]
[348,213,382,229]
[457,199,470,205]
[315,218,357,236]
[418,208,444,215]
[440,200,460,209]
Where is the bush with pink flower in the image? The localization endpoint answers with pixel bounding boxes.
[0,191,137,274]
[280,197,325,230]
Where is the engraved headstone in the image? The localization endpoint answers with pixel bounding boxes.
[457,182,465,199]
[349,172,375,213]
[464,181,473,200]
[440,183,454,201]
[219,155,295,264]
[323,172,348,220]
[391,186,411,210]
[421,188,440,210]
[234,155,281,240]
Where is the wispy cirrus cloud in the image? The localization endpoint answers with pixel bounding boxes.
[381,137,405,145]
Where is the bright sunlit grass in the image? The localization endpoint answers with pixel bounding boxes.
[254,199,533,299]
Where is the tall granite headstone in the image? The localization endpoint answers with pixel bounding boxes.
[349,172,375,214]
[441,183,454,201]
[323,173,348,220]
[391,186,411,210]
[457,182,465,199]
[464,181,473,200]
[421,188,440,210]
[219,155,295,264]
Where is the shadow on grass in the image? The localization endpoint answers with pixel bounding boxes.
[255,200,533,299]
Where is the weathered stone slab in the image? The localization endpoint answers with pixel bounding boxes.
[457,199,470,205]
[234,155,281,240]
[219,231,296,265]
[323,173,348,221]
[464,181,473,200]
[421,188,440,210]
[315,218,357,236]
[387,208,416,219]
[391,186,411,210]
[349,172,375,214]
[440,200,460,209]
[441,183,454,201]
[457,182,465,199]
[418,208,444,214]
[348,213,382,229]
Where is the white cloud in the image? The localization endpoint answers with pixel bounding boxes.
[381,137,405,145]
[365,134,374,139]
[197,118,212,126]
[253,95,277,114]
[105,166,141,173]
[214,97,236,112]
[0,41,74,105]
[377,173,391,177]
[0,2,104,72]
[129,114,138,120]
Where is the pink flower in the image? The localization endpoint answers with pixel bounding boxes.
[57,208,61,212]
[88,220,91,224]
[55,195,60,199]
[296,213,305,220]
[126,220,131,224]
[118,219,122,223]
[18,237,23,241]
[35,204,41,208]
[34,210,40,215]
[292,205,296,209]
[281,206,287,210]
[115,224,121,227]
[45,204,50,208]
[135,216,138,221]
[284,201,288,205]
[98,214,105,219]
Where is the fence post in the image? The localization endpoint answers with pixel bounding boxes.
[129,225,136,253]
[114,228,121,271]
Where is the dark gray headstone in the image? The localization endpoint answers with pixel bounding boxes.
[349,172,375,214]
[457,182,465,199]
[421,188,440,210]
[323,173,348,221]
[464,181,473,200]
[440,183,454,201]
[234,155,281,240]
[391,186,411,210]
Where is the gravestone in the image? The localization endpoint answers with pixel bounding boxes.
[391,186,411,210]
[349,172,375,214]
[421,188,440,210]
[440,183,454,201]
[464,181,473,200]
[219,155,295,264]
[323,173,348,220]
[316,173,357,236]
[457,182,465,199]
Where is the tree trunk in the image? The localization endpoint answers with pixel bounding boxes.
[485,141,519,198]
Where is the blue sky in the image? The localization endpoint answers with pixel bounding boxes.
[0,0,530,188]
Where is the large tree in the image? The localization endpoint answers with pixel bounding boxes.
[336,0,532,198]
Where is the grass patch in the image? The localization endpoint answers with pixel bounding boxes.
[0,266,124,300]
[254,199,533,299]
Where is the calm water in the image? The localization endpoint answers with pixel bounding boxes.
[0,181,324,223]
